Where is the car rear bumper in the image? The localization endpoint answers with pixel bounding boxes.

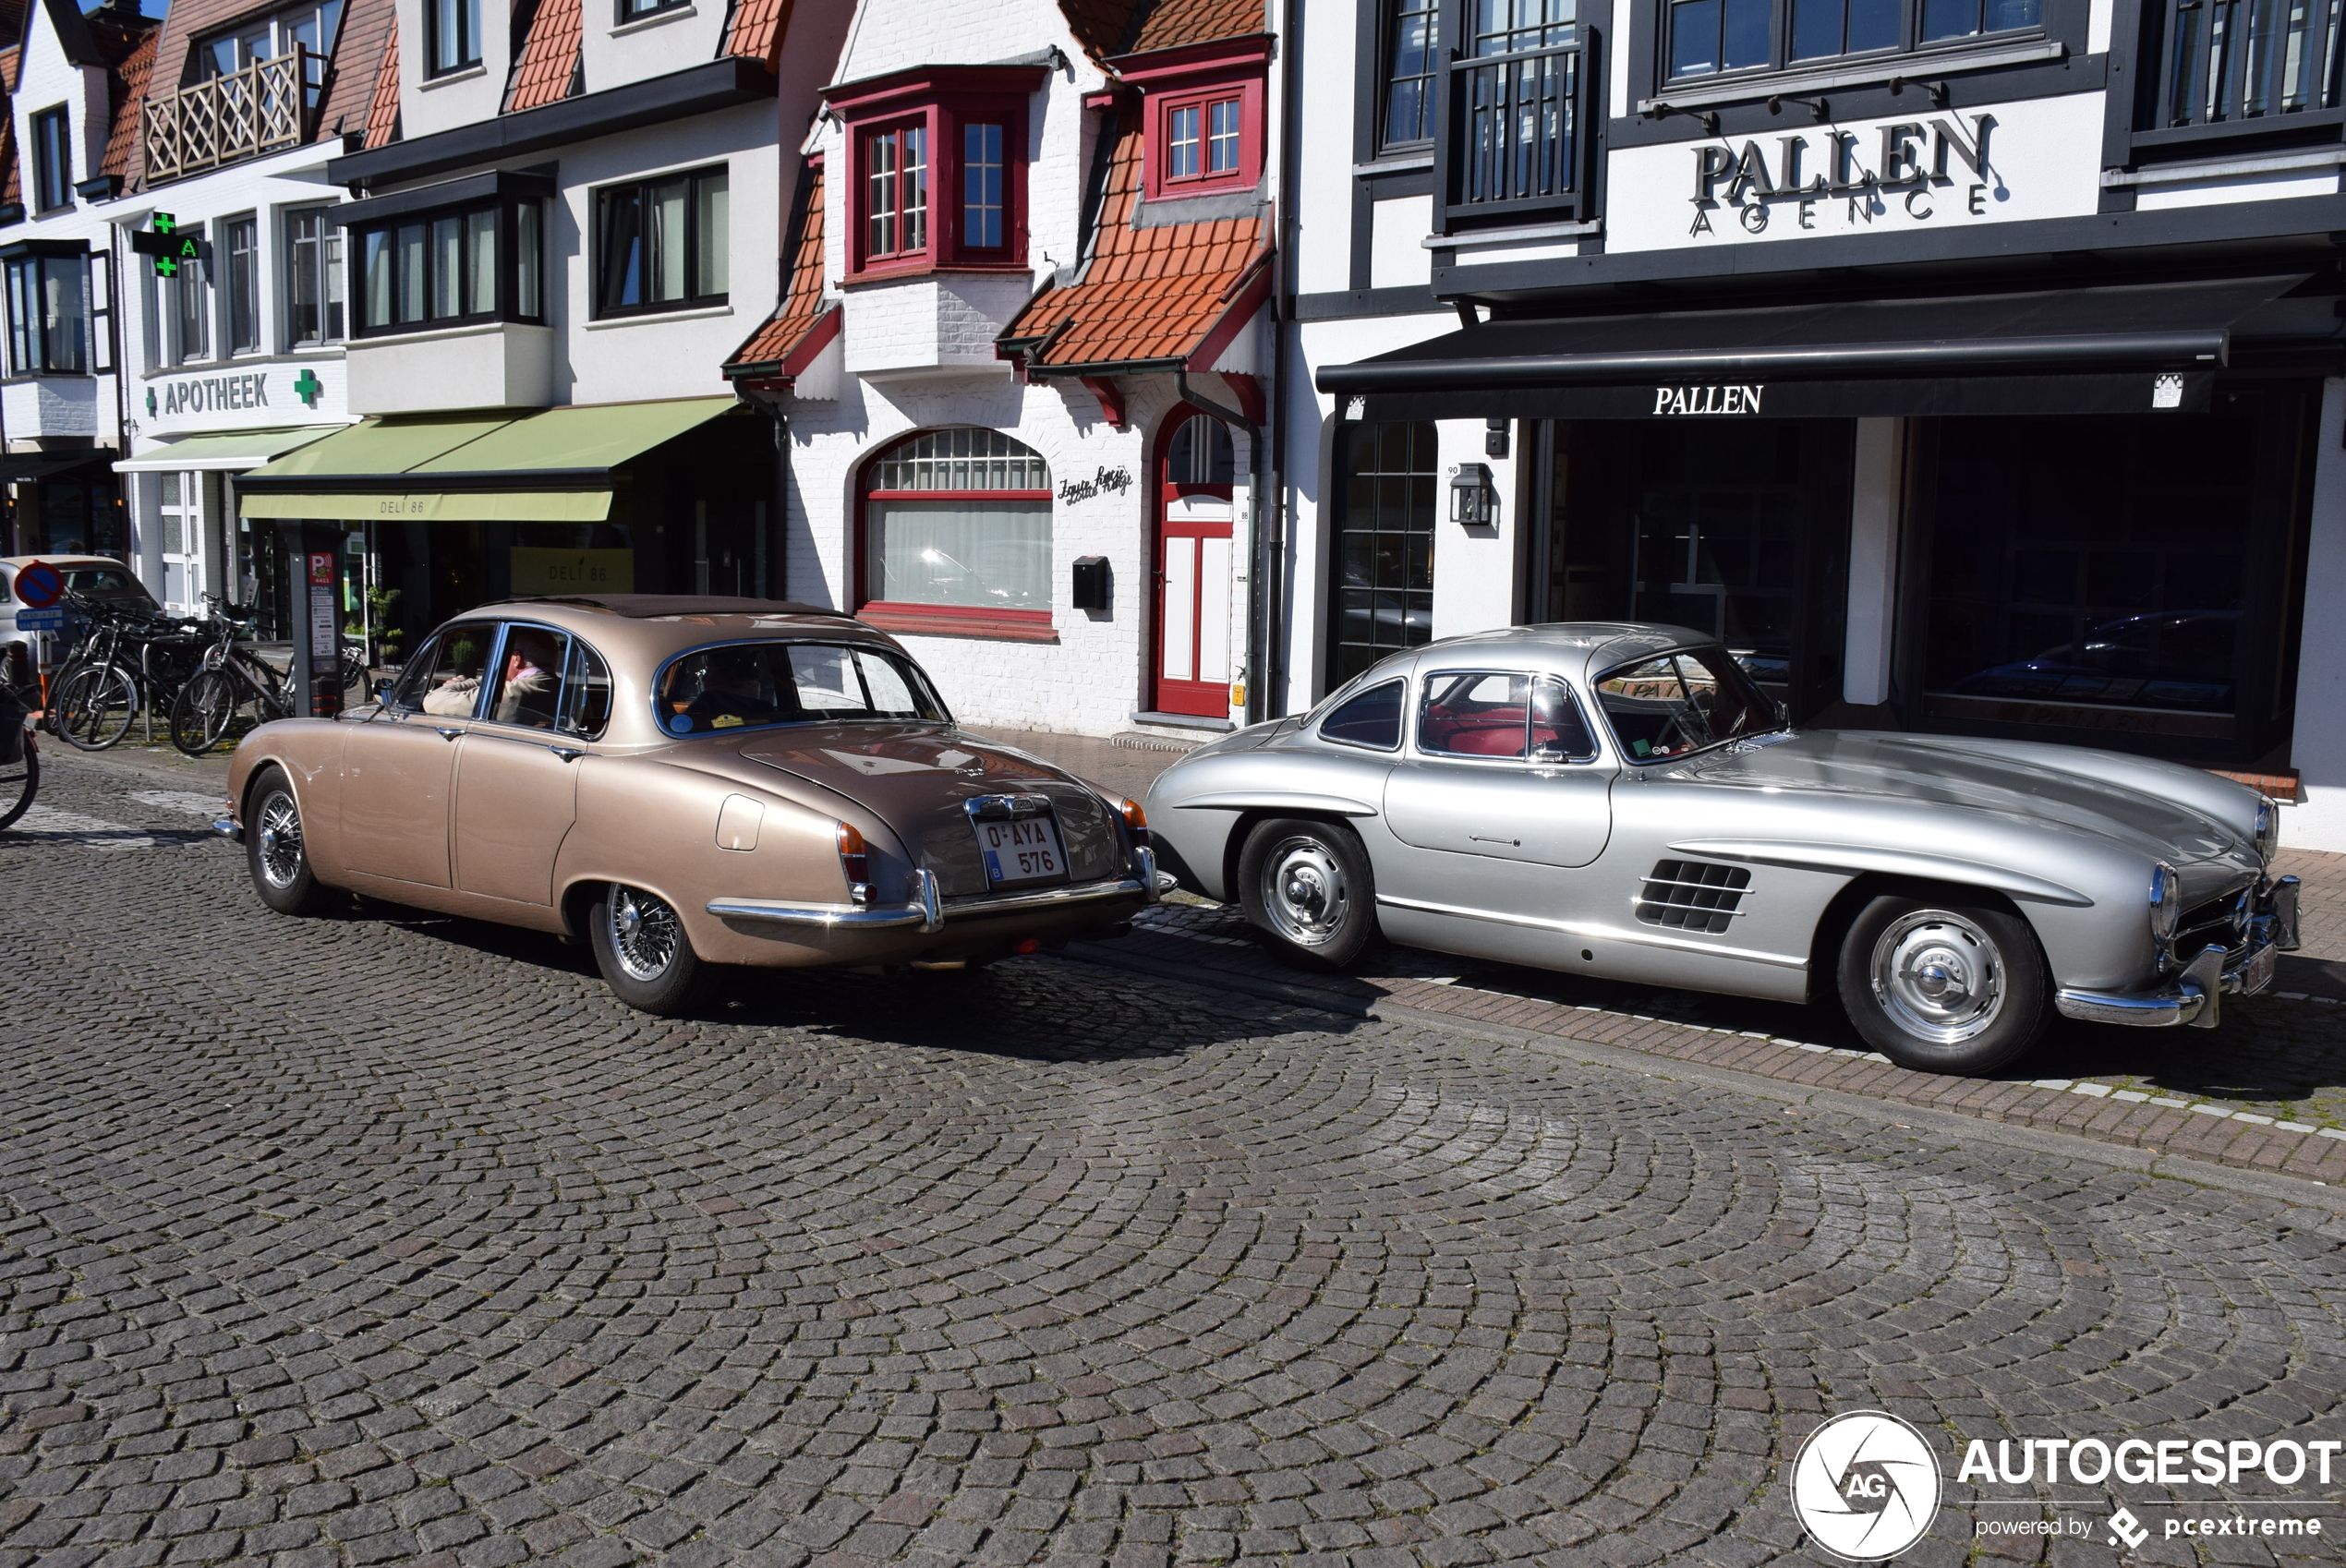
[2054,875,2298,1029]
[708,849,1159,933]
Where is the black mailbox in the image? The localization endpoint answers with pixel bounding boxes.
[1072,556,1111,611]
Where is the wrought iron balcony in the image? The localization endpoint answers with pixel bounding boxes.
[141,51,316,184]
[1450,36,1584,215]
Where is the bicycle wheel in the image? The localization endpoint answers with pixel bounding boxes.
[53,663,137,751]
[170,668,241,756]
[0,737,36,831]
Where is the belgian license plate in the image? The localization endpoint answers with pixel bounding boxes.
[974,815,1066,886]
[2243,940,2278,995]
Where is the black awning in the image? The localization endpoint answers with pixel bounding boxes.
[0,452,107,484]
[1319,275,2314,420]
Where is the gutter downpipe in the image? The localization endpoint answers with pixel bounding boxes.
[1268,0,1299,721]
[1174,367,1266,724]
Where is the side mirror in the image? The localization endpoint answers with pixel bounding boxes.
[1775,700,1792,728]
[373,676,397,707]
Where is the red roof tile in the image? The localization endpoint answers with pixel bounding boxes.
[319,0,397,141]
[1126,0,1264,54]
[363,11,400,149]
[720,0,784,65]
[725,157,834,378]
[97,26,154,181]
[0,46,17,211]
[1059,0,1147,61]
[1000,107,1267,371]
[505,0,581,113]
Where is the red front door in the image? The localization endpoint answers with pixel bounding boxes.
[1152,411,1237,718]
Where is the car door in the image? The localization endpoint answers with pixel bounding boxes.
[1379,669,1614,920]
[336,625,495,887]
[450,624,598,906]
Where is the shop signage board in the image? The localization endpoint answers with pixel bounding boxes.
[13,608,65,632]
[1605,92,2105,253]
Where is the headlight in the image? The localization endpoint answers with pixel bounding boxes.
[2148,862,2181,945]
[2254,799,2279,865]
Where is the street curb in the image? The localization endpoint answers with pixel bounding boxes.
[1061,943,2346,1215]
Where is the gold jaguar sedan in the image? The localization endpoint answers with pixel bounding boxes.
[217,595,1156,1013]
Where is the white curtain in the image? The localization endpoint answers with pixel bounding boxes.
[866,499,1051,609]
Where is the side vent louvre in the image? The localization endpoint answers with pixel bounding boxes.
[1637,860,1751,934]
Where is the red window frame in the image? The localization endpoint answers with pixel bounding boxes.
[860,119,930,264]
[1116,36,1272,203]
[853,428,1058,643]
[828,66,1042,280]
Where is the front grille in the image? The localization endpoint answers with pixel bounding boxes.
[1637,860,1751,934]
[2175,885,2254,957]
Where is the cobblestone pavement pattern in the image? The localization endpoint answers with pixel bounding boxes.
[3,753,2345,1568]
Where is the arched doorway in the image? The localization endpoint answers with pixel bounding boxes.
[1151,409,1236,718]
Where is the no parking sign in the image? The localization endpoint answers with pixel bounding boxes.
[13,561,62,609]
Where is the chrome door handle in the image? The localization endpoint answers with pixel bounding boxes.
[550,746,584,762]
[434,727,463,740]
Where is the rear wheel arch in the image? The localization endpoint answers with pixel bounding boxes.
[1219,807,1371,903]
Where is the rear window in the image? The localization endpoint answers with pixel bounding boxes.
[61,567,147,599]
[659,642,949,735]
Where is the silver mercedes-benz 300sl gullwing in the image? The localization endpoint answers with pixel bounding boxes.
[1143,623,2300,1075]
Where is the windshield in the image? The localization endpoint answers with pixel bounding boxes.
[1595,645,1781,762]
[659,641,949,736]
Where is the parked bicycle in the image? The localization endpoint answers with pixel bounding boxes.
[47,594,203,752]
[0,662,39,830]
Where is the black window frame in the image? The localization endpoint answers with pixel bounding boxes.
[427,0,482,77]
[30,106,71,215]
[617,0,691,21]
[1660,0,2047,83]
[1378,0,1442,151]
[222,214,261,356]
[591,165,729,320]
[3,246,90,377]
[347,198,545,340]
[1326,420,1439,691]
[285,205,345,347]
[2134,0,2346,138]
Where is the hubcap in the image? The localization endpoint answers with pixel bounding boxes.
[255,790,304,889]
[1872,910,2004,1043]
[1264,837,1348,947]
[609,886,680,982]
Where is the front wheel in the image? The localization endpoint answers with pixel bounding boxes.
[588,883,706,1015]
[53,664,136,752]
[1238,817,1381,969]
[1837,890,2050,1074]
[170,669,240,756]
[246,766,333,915]
[0,738,38,830]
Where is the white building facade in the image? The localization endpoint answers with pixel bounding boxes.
[1285,0,2346,848]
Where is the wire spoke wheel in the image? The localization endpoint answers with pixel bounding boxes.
[253,787,306,890]
[607,886,684,982]
[54,665,137,752]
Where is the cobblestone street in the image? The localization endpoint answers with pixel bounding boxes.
[4,752,2345,1568]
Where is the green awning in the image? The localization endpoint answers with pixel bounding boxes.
[115,425,345,473]
[235,398,742,524]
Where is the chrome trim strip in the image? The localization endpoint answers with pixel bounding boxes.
[1374,892,1808,970]
[1175,791,1380,816]
[709,871,1143,931]
[1666,838,2094,908]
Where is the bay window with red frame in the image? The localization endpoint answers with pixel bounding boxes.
[828,65,1043,279]
[1115,36,1271,203]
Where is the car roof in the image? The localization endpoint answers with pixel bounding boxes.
[450,597,906,667]
[1350,621,1721,687]
[0,555,140,572]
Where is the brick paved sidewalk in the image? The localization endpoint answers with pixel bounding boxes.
[1070,898,2346,1192]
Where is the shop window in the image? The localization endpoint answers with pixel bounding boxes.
[1668,0,2040,78]
[1151,85,1259,198]
[830,68,1037,277]
[353,200,542,337]
[5,251,88,375]
[429,0,481,75]
[1328,422,1436,688]
[2153,0,2343,127]
[286,207,345,346]
[223,216,260,355]
[859,428,1053,633]
[1381,0,1440,149]
[30,108,70,215]
[594,168,728,318]
[1917,413,2283,750]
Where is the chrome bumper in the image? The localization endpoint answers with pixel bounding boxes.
[708,849,1158,935]
[2054,875,2298,1030]
[212,817,241,843]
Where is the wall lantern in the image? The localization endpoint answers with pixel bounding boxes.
[1449,462,1495,525]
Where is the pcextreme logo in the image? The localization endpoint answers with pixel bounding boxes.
[1790,1411,1943,1561]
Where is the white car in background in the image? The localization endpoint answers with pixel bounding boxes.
[0,556,158,681]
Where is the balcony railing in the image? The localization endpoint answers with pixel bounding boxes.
[2157,0,2344,127]
[1451,36,1583,212]
[142,51,316,184]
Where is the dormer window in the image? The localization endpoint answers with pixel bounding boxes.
[828,65,1044,278]
[200,0,342,93]
[1116,37,1271,202]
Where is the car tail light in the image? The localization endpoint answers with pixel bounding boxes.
[1116,795,1150,848]
[837,822,870,888]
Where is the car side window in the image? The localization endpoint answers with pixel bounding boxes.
[484,624,570,731]
[385,633,443,712]
[1418,670,1530,759]
[1320,680,1404,750]
[559,640,613,739]
[409,623,495,718]
[1531,678,1598,762]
